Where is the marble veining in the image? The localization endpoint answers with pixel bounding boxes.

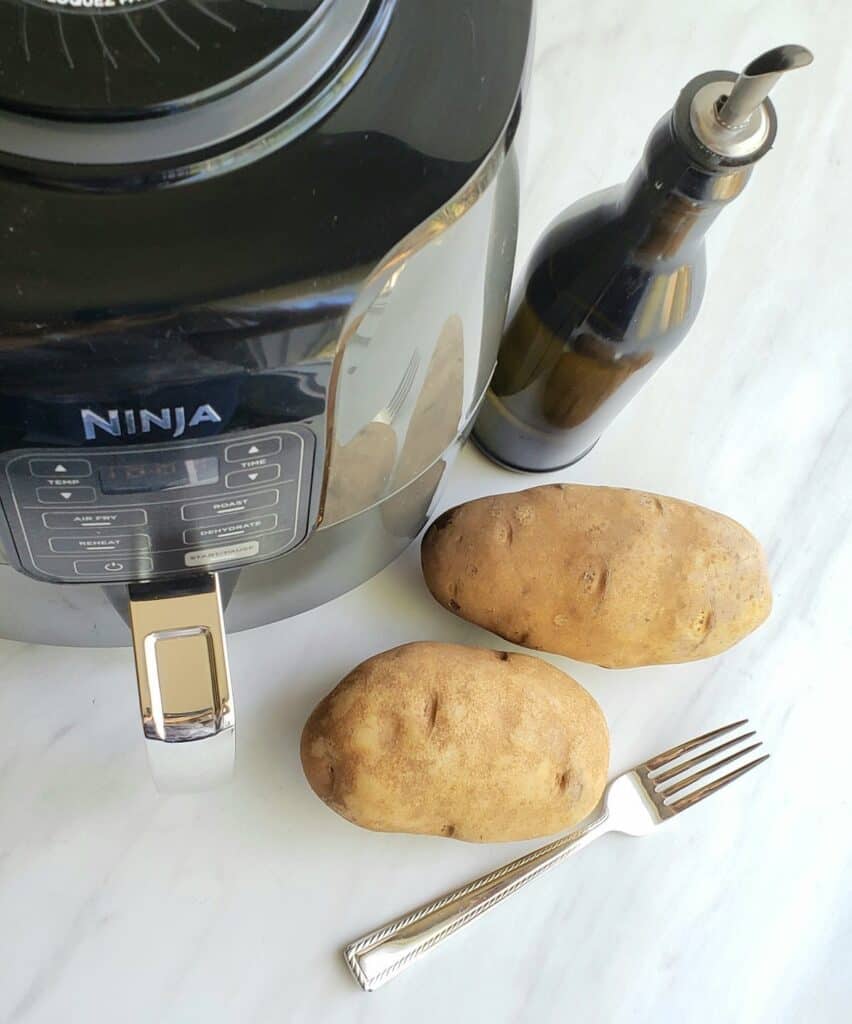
[1,2,850,1022]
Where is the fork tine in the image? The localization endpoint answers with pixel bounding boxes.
[659,742,763,796]
[668,754,770,813]
[652,731,757,783]
[644,719,748,771]
[387,352,419,419]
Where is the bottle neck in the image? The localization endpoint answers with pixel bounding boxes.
[619,114,753,260]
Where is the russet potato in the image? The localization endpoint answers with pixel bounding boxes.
[421,484,772,668]
[300,642,609,843]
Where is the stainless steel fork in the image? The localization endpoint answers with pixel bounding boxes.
[374,350,420,426]
[344,720,768,991]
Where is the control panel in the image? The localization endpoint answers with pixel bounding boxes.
[0,426,315,584]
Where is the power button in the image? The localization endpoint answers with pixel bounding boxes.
[73,557,154,577]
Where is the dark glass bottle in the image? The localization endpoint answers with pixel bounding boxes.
[474,47,812,472]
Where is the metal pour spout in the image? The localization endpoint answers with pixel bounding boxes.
[716,45,814,128]
[689,43,813,161]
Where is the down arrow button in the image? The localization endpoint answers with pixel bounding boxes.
[225,465,281,490]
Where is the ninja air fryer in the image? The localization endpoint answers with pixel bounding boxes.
[0,0,534,789]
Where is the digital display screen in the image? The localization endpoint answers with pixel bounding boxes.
[99,456,220,495]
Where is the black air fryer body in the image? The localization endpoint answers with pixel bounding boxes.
[0,0,534,647]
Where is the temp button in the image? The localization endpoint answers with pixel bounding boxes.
[29,458,92,478]
[37,486,97,505]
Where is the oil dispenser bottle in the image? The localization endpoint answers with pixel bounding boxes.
[473,45,813,472]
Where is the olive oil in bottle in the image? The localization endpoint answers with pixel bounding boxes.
[474,45,812,472]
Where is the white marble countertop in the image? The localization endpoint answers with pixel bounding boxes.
[2,3,850,1022]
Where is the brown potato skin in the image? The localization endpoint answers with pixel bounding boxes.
[300,642,609,843]
[421,485,772,668]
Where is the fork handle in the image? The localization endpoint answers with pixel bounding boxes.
[344,810,610,991]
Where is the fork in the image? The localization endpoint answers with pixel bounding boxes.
[344,720,768,992]
[374,350,420,426]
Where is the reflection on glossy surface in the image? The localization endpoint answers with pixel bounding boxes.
[541,336,654,429]
[381,313,465,537]
[322,140,518,530]
[391,315,464,485]
[324,311,465,533]
[323,421,397,526]
[381,459,447,540]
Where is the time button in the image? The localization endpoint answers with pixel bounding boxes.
[225,438,282,463]
[225,465,280,489]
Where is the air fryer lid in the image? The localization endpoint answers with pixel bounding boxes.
[0,0,371,120]
[0,0,533,319]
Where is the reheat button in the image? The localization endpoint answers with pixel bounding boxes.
[49,534,151,555]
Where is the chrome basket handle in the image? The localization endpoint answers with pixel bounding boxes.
[128,573,235,793]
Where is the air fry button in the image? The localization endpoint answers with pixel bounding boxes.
[184,514,278,546]
[42,509,147,529]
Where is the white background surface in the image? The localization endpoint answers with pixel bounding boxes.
[2,2,851,1022]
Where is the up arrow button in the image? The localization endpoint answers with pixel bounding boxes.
[225,437,282,463]
[29,458,92,479]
